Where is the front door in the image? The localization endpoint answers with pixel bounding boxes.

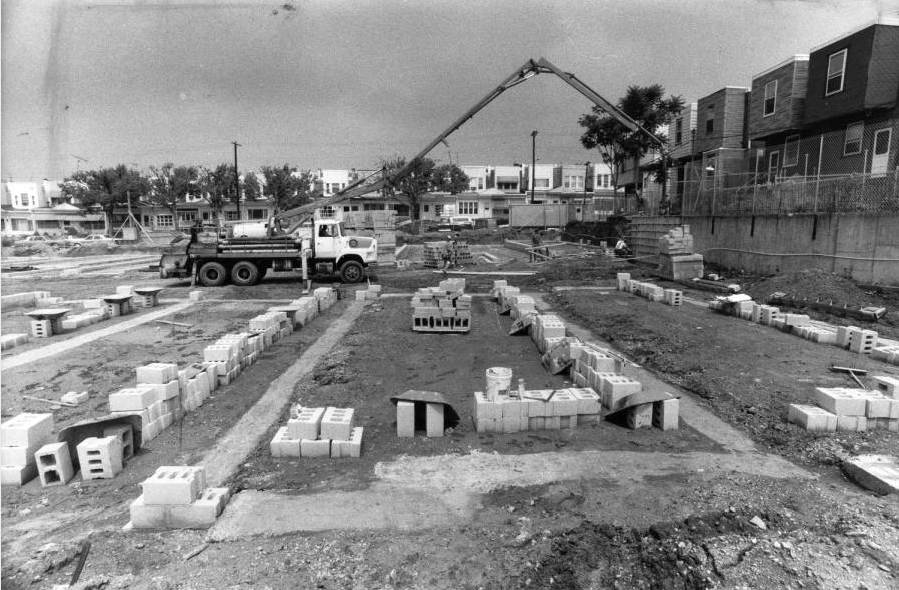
[871,128,891,175]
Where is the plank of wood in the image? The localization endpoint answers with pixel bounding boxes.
[154,319,193,328]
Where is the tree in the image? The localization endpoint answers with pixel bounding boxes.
[579,84,683,209]
[380,156,438,220]
[147,163,200,221]
[61,165,148,231]
[259,164,315,212]
[242,171,261,202]
[432,163,470,194]
[199,164,236,223]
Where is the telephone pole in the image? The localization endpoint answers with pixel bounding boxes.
[232,141,241,220]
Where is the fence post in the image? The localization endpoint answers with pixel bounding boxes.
[814,135,823,212]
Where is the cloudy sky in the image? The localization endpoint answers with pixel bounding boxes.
[2,0,897,181]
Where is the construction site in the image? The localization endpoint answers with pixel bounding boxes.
[1,224,898,590]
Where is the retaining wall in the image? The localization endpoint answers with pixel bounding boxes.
[678,213,899,285]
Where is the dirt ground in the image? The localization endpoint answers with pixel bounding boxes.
[1,241,897,590]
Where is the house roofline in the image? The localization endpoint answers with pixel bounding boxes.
[810,15,899,53]
[752,54,809,80]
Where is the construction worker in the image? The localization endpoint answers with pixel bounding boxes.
[614,237,631,258]
[441,234,455,276]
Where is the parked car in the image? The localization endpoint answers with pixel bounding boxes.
[436,217,453,232]
[68,234,118,247]
[14,235,62,247]
[450,215,475,230]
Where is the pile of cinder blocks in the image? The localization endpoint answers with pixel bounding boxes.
[422,240,474,268]
[473,387,602,433]
[616,274,682,307]
[130,465,231,529]
[411,279,471,332]
[271,405,363,458]
[313,287,338,311]
[248,310,292,349]
[789,383,899,433]
[356,283,382,301]
[1,413,55,485]
[656,226,704,281]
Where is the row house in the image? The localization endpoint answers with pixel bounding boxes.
[1,180,105,236]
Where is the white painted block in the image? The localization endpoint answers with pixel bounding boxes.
[300,438,331,457]
[77,436,124,480]
[320,407,355,441]
[872,375,899,399]
[35,442,75,486]
[788,404,837,432]
[814,387,868,416]
[396,400,415,438]
[0,463,38,486]
[141,465,206,505]
[287,407,325,440]
[0,413,54,449]
[108,386,159,412]
[426,403,445,437]
[652,397,680,431]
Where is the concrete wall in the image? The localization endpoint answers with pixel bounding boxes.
[681,213,899,285]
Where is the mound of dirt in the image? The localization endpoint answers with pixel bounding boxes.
[742,269,894,309]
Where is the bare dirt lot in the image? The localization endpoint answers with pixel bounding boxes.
[1,243,897,590]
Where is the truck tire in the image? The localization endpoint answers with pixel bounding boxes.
[231,261,259,287]
[339,260,364,283]
[198,262,228,287]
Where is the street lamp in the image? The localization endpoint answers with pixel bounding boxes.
[530,130,538,204]
[706,164,717,216]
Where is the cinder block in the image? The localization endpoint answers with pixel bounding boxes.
[500,399,522,419]
[102,424,135,461]
[2,441,46,467]
[287,407,325,440]
[474,391,501,421]
[426,403,445,437]
[0,463,38,486]
[141,465,206,505]
[320,407,355,441]
[130,487,230,529]
[30,319,53,338]
[861,391,893,418]
[300,438,331,457]
[137,376,180,399]
[601,376,643,412]
[652,397,680,431]
[569,388,601,415]
[626,403,653,429]
[814,387,868,416]
[396,400,415,438]
[35,442,75,486]
[788,404,837,432]
[270,427,300,458]
[76,436,124,480]
[1,413,54,448]
[108,385,159,412]
[549,389,579,417]
[544,416,561,431]
[872,375,899,399]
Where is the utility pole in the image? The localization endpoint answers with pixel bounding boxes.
[531,130,538,204]
[232,141,241,220]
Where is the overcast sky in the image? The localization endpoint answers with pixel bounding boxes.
[2,0,898,181]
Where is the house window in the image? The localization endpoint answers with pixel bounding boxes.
[600,174,611,188]
[248,208,267,220]
[458,201,478,215]
[178,211,197,226]
[844,122,863,156]
[156,214,174,228]
[675,119,683,145]
[826,49,847,96]
[497,181,518,190]
[783,135,800,166]
[705,105,715,135]
[534,178,550,189]
[319,206,335,218]
[435,204,444,217]
[763,80,777,116]
[563,175,584,189]
[423,205,429,213]
[225,211,239,221]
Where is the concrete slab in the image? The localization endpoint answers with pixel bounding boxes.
[842,455,899,495]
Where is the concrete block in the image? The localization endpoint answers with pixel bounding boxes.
[142,465,206,505]
[287,407,325,440]
[842,455,899,496]
[601,376,643,412]
[1,413,54,449]
[300,438,331,458]
[567,388,601,415]
[320,407,355,441]
[270,427,300,458]
[499,398,522,419]
[130,487,230,529]
[35,442,75,486]
[1,441,46,467]
[544,416,561,431]
[426,403,445,437]
[1,463,38,486]
[136,363,180,385]
[30,319,53,338]
[108,385,159,412]
[626,403,653,429]
[77,436,124,480]
[549,389,578,417]
[861,391,893,418]
[502,415,521,433]
[102,424,135,461]
[61,391,90,405]
[788,404,837,432]
[652,397,680,430]
[872,375,899,399]
[396,400,415,438]
[474,391,501,421]
[332,427,363,458]
[814,387,868,416]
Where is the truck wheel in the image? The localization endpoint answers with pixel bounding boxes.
[199,262,228,287]
[231,261,259,287]
[339,260,364,283]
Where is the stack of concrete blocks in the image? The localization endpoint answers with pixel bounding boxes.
[411,279,471,333]
[249,311,289,349]
[1,291,51,309]
[76,436,124,480]
[60,300,110,331]
[490,280,508,298]
[130,465,231,529]
[872,345,899,366]
[496,285,521,314]
[472,387,602,433]
[108,384,165,444]
[793,325,838,345]
[356,284,382,301]
[847,328,878,355]
[1,333,29,351]
[663,289,683,307]
[313,287,338,312]
[178,365,212,414]
[788,387,899,433]
[758,305,782,326]
[134,362,182,437]
[0,413,55,486]
[656,226,704,281]
[270,405,363,458]
[530,314,567,354]
[396,400,448,438]
[290,297,320,327]
[204,336,244,386]
[133,288,162,308]
[570,345,622,389]
[510,295,537,321]
[616,273,631,291]
[422,240,474,268]
[619,279,679,306]
[35,442,76,487]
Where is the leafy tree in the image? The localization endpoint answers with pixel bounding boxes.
[579,84,683,207]
[259,164,315,212]
[147,163,200,220]
[199,164,236,223]
[61,165,148,229]
[242,171,261,202]
[432,163,470,194]
[380,156,438,220]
